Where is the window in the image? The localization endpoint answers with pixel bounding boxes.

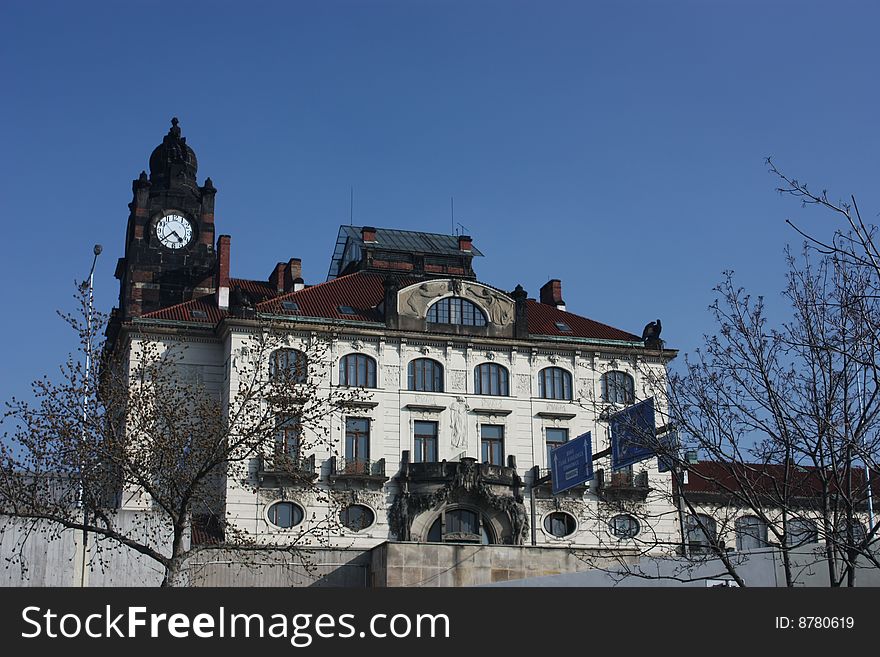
[413,421,439,463]
[270,348,308,383]
[834,520,867,548]
[427,297,487,326]
[554,322,572,333]
[685,514,718,555]
[427,508,494,544]
[267,502,304,528]
[408,358,444,392]
[340,504,375,531]
[337,305,357,315]
[735,516,768,551]
[602,370,634,405]
[281,300,300,313]
[345,417,370,465]
[545,427,569,467]
[474,362,509,396]
[785,518,818,547]
[275,415,301,458]
[538,367,572,400]
[609,514,640,539]
[339,353,377,387]
[544,512,577,538]
[480,425,504,465]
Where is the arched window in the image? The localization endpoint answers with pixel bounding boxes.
[339,353,377,387]
[427,297,487,326]
[408,358,444,392]
[685,514,718,555]
[609,514,640,539]
[538,367,572,400]
[602,370,634,404]
[267,501,304,529]
[427,508,494,544]
[270,348,308,383]
[786,518,819,547]
[544,512,577,538]
[735,515,768,551]
[474,362,509,396]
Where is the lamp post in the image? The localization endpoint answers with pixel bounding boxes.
[79,244,101,587]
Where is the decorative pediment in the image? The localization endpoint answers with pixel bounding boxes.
[397,279,515,328]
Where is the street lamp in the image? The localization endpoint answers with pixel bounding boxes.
[79,244,101,587]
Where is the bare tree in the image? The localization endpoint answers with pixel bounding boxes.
[0,284,365,586]
[565,172,880,586]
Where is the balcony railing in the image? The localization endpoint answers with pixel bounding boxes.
[256,453,318,485]
[328,456,388,485]
[596,468,650,502]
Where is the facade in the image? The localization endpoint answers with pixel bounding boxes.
[107,120,682,581]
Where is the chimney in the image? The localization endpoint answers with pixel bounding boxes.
[216,235,231,310]
[270,262,287,294]
[284,258,302,292]
[458,234,472,252]
[361,226,377,243]
[293,277,305,292]
[539,279,565,311]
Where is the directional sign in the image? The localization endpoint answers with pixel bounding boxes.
[610,397,656,471]
[551,431,594,495]
[657,429,679,473]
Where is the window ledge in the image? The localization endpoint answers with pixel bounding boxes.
[336,400,380,409]
[405,404,446,413]
[471,408,513,416]
[536,411,577,420]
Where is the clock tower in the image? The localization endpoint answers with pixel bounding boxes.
[113,118,218,322]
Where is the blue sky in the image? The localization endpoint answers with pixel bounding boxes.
[1,1,878,404]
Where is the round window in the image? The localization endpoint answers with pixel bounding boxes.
[267,501,304,528]
[609,514,640,539]
[543,512,577,538]
[341,504,375,531]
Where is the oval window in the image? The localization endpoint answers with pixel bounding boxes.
[267,501,304,528]
[543,512,577,538]
[609,514,640,539]
[341,504,375,531]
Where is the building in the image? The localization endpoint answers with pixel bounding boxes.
[105,119,682,585]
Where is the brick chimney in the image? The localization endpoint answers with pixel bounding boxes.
[270,262,286,294]
[458,235,472,252]
[216,235,231,310]
[361,226,377,243]
[540,279,565,311]
[284,258,302,292]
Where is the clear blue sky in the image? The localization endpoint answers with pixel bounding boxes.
[1,1,878,405]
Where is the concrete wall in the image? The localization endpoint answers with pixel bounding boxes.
[371,542,639,587]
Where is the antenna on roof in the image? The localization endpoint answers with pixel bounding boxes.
[350,186,354,226]
[451,196,455,235]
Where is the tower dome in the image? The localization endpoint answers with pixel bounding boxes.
[148,117,198,190]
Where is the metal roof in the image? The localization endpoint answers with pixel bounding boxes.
[328,225,483,280]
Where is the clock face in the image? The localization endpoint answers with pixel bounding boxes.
[155,214,193,250]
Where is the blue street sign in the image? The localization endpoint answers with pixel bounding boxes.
[657,430,679,473]
[610,397,656,471]
[551,431,594,495]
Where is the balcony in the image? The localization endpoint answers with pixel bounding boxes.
[256,453,318,486]
[328,456,388,487]
[596,468,650,502]
[402,456,521,488]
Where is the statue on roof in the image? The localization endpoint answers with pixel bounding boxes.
[642,318,663,349]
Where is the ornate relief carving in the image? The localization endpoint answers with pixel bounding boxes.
[517,373,531,396]
[449,369,467,392]
[384,365,400,387]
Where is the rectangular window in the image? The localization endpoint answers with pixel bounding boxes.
[413,420,439,463]
[345,417,370,466]
[545,427,569,467]
[275,415,301,457]
[480,424,504,466]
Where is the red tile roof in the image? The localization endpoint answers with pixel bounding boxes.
[140,295,226,324]
[525,300,640,342]
[138,271,642,342]
[684,461,880,500]
[259,272,422,322]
